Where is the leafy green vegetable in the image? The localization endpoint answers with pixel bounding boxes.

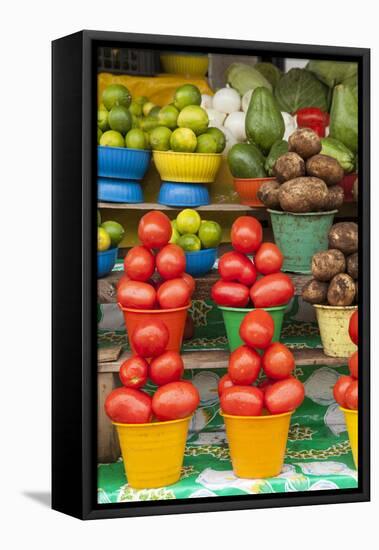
[306,60,358,88]
[226,63,272,96]
[255,62,282,88]
[329,84,358,154]
[274,68,330,113]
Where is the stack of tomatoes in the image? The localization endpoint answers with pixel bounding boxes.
[211,216,294,309]
[105,319,200,424]
[219,309,305,416]
[117,211,195,310]
[333,310,358,411]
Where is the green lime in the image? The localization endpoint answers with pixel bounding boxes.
[158,105,179,130]
[205,127,226,153]
[170,128,197,153]
[98,103,108,112]
[99,130,125,148]
[135,96,148,106]
[198,221,222,248]
[131,114,142,128]
[142,102,156,117]
[177,105,209,136]
[178,233,202,252]
[108,105,132,135]
[97,210,101,226]
[196,133,218,153]
[174,84,202,110]
[169,221,181,244]
[149,106,161,119]
[129,101,143,117]
[97,128,103,144]
[176,209,201,234]
[102,84,131,111]
[143,132,152,150]
[149,126,172,151]
[125,128,148,150]
[98,227,111,251]
[101,220,125,247]
[98,109,109,131]
[140,116,159,133]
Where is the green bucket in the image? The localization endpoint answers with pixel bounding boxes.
[268,209,337,274]
[218,304,287,352]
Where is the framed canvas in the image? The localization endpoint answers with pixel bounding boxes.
[52,30,370,520]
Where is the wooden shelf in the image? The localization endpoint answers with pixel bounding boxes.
[98,202,252,212]
[98,347,348,373]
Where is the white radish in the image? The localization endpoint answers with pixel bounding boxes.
[205,108,227,127]
[224,111,246,142]
[201,94,213,109]
[212,88,241,114]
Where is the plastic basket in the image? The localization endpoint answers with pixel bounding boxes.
[184,248,217,277]
[158,181,210,207]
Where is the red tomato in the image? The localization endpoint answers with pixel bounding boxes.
[156,244,186,280]
[221,386,264,416]
[250,272,295,308]
[218,374,234,397]
[131,320,169,358]
[345,379,358,410]
[218,251,257,286]
[117,274,130,289]
[117,280,156,310]
[157,278,191,309]
[228,345,261,385]
[349,310,358,345]
[119,356,149,389]
[181,272,196,296]
[211,280,250,308]
[124,246,155,282]
[138,211,172,249]
[152,381,200,420]
[258,378,275,394]
[265,377,305,414]
[333,375,355,408]
[254,243,284,275]
[262,342,295,380]
[239,309,274,349]
[349,351,358,379]
[149,351,184,386]
[104,387,152,423]
[231,216,263,254]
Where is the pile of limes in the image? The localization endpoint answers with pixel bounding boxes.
[98,83,226,155]
[170,209,222,251]
[97,210,125,251]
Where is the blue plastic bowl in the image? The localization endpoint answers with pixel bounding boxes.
[98,247,118,278]
[98,146,151,180]
[184,247,218,277]
[158,181,210,207]
[98,177,143,203]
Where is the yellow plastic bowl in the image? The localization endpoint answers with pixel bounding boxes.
[114,416,191,489]
[222,411,292,478]
[153,150,222,183]
[340,407,358,468]
[160,54,209,76]
[314,304,358,358]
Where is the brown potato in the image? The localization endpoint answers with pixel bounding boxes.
[328,222,358,255]
[327,273,356,306]
[278,177,328,213]
[305,154,344,186]
[352,177,358,202]
[302,279,329,304]
[273,152,305,183]
[311,249,346,282]
[257,179,281,209]
[288,128,321,159]
[323,185,344,211]
[347,252,358,280]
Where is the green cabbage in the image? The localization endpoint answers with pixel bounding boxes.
[329,84,358,154]
[274,68,330,113]
[255,62,282,88]
[306,60,358,88]
[226,63,272,96]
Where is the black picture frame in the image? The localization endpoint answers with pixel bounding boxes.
[52,30,370,520]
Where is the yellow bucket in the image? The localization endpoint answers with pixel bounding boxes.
[160,54,209,76]
[153,150,222,183]
[114,416,191,489]
[340,407,358,468]
[314,304,358,357]
[222,411,292,478]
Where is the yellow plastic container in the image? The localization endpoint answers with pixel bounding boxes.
[114,416,191,489]
[222,411,292,478]
[160,54,209,76]
[314,304,358,357]
[153,150,222,183]
[340,407,358,468]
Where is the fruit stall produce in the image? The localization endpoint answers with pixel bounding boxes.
[96,52,359,502]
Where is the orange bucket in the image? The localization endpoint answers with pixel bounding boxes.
[233,177,275,207]
[118,303,190,354]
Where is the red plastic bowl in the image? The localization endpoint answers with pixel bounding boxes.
[233,177,275,207]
